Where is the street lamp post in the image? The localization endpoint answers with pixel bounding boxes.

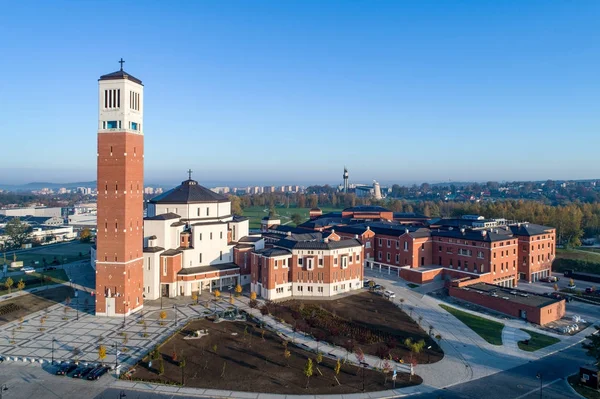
[76,298,79,321]
[122,301,128,329]
[115,342,118,372]
[536,372,543,399]
[427,345,432,363]
[51,337,56,364]
[173,305,177,326]
[360,361,369,392]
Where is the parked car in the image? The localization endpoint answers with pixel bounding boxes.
[87,366,109,380]
[542,276,558,283]
[373,284,382,290]
[586,287,596,294]
[568,284,576,289]
[363,280,372,288]
[22,266,35,274]
[383,290,396,299]
[43,266,57,271]
[56,363,77,376]
[72,366,95,379]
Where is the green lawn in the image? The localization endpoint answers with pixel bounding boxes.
[243,206,344,229]
[0,269,69,296]
[2,241,92,268]
[517,328,560,352]
[439,304,504,345]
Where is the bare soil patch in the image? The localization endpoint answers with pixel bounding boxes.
[265,291,443,364]
[126,318,422,394]
[0,286,74,326]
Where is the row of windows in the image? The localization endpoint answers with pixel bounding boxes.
[130,91,140,111]
[101,120,141,131]
[104,89,120,109]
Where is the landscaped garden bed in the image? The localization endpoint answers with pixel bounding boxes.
[262,291,443,364]
[125,318,422,394]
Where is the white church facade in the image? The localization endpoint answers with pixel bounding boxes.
[142,175,263,300]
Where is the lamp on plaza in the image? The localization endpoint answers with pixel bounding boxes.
[122,301,128,328]
[360,361,369,392]
[427,346,432,363]
[51,337,56,364]
[536,372,543,399]
[115,341,119,373]
[1,384,8,399]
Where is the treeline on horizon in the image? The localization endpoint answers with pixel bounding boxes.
[234,192,599,247]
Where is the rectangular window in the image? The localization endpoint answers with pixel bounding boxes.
[386,253,391,262]
[210,232,213,240]
[107,121,118,129]
[298,258,303,266]
[117,89,120,108]
[207,208,209,216]
[404,242,408,251]
[387,240,391,248]
[131,122,138,131]
[199,253,202,263]
[163,259,167,276]
[220,231,223,239]
[220,251,223,261]
[105,90,108,108]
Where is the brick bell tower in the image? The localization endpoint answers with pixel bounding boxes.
[95,59,144,317]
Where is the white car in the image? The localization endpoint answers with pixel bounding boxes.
[22,266,35,274]
[384,290,396,299]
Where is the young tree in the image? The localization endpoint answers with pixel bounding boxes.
[284,349,291,367]
[17,278,25,291]
[583,326,600,365]
[250,291,257,300]
[304,358,313,389]
[292,213,303,226]
[159,310,167,325]
[122,332,129,346]
[235,284,242,297]
[39,316,46,331]
[18,316,24,330]
[191,292,198,304]
[179,355,186,385]
[334,358,341,376]
[158,357,165,375]
[171,349,177,362]
[79,228,92,243]
[4,277,14,293]
[369,280,375,292]
[98,345,107,361]
[316,352,323,366]
[214,289,221,300]
[229,295,235,305]
[553,283,559,292]
[4,217,32,248]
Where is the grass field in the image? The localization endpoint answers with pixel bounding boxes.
[517,328,560,352]
[2,241,93,268]
[556,248,600,264]
[439,304,504,345]
[0,269,69,296]
[242,206,344,229]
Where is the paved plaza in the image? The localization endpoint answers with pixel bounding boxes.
[0,262,596,399]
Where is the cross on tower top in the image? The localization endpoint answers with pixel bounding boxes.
[187,169,193,180]
[118,58,125,71]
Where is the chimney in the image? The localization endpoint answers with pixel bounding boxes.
[324,237,329,243]
[355,234,359,239]
[331,229,335,234]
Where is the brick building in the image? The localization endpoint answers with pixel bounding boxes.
[250,232,364,300]
[449,282,565,325]
[305,208,555,287]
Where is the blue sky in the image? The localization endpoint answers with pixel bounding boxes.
[0,1,598,186]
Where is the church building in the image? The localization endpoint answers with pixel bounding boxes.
[142,173,263,300]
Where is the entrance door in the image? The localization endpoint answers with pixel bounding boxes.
[161,284,169,298]
[106,297,115,317]
[520,309,527,319]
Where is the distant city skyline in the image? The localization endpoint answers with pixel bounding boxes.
[1,1,598,185]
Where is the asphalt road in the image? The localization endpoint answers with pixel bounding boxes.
[414,343,587,399]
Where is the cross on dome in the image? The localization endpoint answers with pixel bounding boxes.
[187,169,193,180]
[118,58,125,71]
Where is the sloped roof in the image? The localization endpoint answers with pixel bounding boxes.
[150,179,228,204]
[99,70,142,85]
[276,238,362,251]
[145,212,180,221]
[509,223,554,236]
[255,248,292,257]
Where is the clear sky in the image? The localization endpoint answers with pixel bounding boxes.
[0,1,598,186]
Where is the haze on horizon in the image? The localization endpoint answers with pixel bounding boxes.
[0,1,598,186]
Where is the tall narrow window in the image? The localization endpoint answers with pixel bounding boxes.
[117,89,120,108]
[105,90,108,108]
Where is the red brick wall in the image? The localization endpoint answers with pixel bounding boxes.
[233,247,252,275]
[96,131,144,315]
[518,229,556,281]
[160,254,182,283]
[448,285,565,325]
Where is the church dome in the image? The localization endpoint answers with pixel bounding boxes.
[150,179,228,204]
